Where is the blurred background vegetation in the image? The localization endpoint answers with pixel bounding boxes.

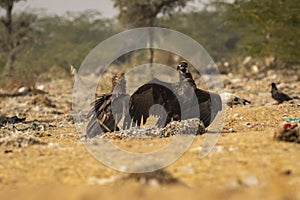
[0,0,299,88]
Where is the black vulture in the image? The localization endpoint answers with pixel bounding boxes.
[129,61,222,128]
[176,61,222,127]
[86,73,130,138]
[129,78,182,127]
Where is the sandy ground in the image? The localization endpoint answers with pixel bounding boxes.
[0,70,300,200]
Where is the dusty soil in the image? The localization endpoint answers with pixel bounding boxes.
[0,70,300,200]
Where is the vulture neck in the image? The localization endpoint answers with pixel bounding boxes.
[111,81,126,94]
[179,70,197,89]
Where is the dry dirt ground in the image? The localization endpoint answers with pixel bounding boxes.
[0,69,300,200]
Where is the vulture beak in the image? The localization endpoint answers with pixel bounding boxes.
[177,64,186,72]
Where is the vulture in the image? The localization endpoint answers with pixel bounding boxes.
[129,77,182,127]
[271,82,299,104]
[129,61,222,128]
[87,62,223,137]
[176,61,222,127]
[86,73,130,138]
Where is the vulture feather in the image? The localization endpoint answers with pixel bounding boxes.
[176,61,222,127]
[86,73,130,138]
[129,61,222,128]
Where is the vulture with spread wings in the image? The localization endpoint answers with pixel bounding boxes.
[129,61,222,128]
[176,61,222,127]
[86,73,130,138]
[87,62,223,137]
[128,78,182,127]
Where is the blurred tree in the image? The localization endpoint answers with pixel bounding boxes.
[160,9,240,62]
[0,10,118,87]
[214,0,300,67]
[112,0,191,65]
[0,0,38,76]
[19,11,118,74]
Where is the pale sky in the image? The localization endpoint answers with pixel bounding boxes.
[15,0,117,18]
[13,0,212,18]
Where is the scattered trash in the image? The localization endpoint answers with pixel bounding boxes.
[32,96,56,108]
[285,117,300,123]
[220,92,251,107]
[36,84,45,91]
[18,86,30,94]
[0,136,46,148]
[160,118,205,137]
[274,117,300,143]
[0,86,47,98]
[93,118,206,139]
[229,128,235,132]
[87,175,125,185]
[0,115,26,126]
[126,169,182,186]
[181,163,195,174]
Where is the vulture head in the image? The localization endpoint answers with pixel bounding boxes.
[111,72,126,93]
[176,61,196,89]
[176,61,188,72]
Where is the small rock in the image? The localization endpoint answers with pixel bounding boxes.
[240,175,259,186]
[148,179,160,187]
[161,118,205,137]
[229,128,235,132]
[36,84,45,91]
[228,147,238,152]
[282,114,288,118]
[18,86,30,94]
[48,142,60,148]
[181,163,195,174]
[213,145,224,152]
[282,169,292,176]
[251,65,259,73]
[119,165,128,172]
[227,180,240,188]
[88,175,123,185]
[189,146,202,152]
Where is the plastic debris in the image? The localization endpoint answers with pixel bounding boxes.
[274,116,300,143]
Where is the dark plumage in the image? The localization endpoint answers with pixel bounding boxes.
[86,73,130,138]
[176,61,222,127]
[221,92,251,107]
[232,97,251,105]
[129,61,222,128]
[271,82,293,104]
[87,62,223,137]
[129,78,181,127]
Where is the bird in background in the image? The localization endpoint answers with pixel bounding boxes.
[271,82,299,104]
[86,73,130,138]
[219,92,251,108]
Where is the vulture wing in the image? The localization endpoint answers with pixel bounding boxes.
[86,93,130,138]
[129,79,181,127]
